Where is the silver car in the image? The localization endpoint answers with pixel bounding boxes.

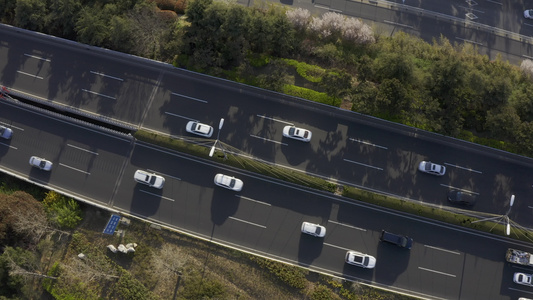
[301,222,326,237]
[345,250,376,269]
[418,161,446,176]
[214,173,243,191]
[134,170,165,189]
[186,121,214,138]
[282,126,312,142]
[514,272,533,287]
[29,156,53,171]
[0,125,12,139]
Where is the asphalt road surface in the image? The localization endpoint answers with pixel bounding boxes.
[1,98,533,299]
[2,25,533,230]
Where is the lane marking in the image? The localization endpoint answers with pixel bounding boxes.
[249,134,288,146]
[81,89,116,100]
[0,122,24,131]
[349,138,388,150]
[59,163,90,175]
[328,220,366,231]
[147,169,181,181]
[324,243,350,251]
[164,111,195,120]
[524,23,533,28]
[17,71,43,80]
[171,92,208,103]
[343,159,383,171]
[228,217,266,228]
[256,115,294,125]
[418,267,456,278]
[67,144,99,155]
[508,287,533,294]
[90,71,124,81]
[314,4,329,10]
[424,245,461,255]
[485,0,502,5]
[24,53,51,62]
[443,163,482,174]
[0,142,17,150]
[439,184,479,195]
[240,196,271,206]
[139,189,174,201]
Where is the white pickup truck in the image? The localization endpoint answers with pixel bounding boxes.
[506,248,533,267]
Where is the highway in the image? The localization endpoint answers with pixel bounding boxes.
[0,98,532,299]
[1,24,533,229]
[1,2,533,298]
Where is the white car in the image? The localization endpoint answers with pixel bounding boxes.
[282,126,312,142]
[418,161,446,176]
[0,125,12,139]
[186,121,213,138]
[134,170,165,189]
[301,222,326,237]
[214,173,243,191]
[514,272,533,287]
[345,250,376,269]
[29,156,53,171]
[525,9,533,19]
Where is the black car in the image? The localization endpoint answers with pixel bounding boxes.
[380,230,413,249]
[447,190,476,206]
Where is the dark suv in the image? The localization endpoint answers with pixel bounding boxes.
[380,230,413,249]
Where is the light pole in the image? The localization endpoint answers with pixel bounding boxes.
[209,118,225,157]
[472,195,515,235]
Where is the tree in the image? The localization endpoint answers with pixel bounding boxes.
[320,70,352,102]
[0,0,17,24]
[75,6,109,46]
[185,0,212,26]
[43,191,83,229]
[14,0,46,32]
[45,0,82,38]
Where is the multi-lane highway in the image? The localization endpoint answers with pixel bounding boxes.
[1,10,533,299]
[1,96,532,300]
[1,24,532,227]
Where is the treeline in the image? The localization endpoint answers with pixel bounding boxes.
[1,0,533,155]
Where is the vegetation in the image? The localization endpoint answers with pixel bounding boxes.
[1,0,533,298]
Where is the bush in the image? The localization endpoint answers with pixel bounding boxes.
[249,256,307,289]
[282,59,325,83]
[282,85,339,106]
[43,191,83,229]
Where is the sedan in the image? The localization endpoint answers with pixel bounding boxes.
[214,174,243,192]
[447,190,476,206]
[514,272,533,287]
[301,222,326,237]
[282,126,312,142]
[418,161,446,176]
[0,125,12,139]
[525,9,533,19]
[134,170,165,189]
[186,121,213,138]
[345,251,376,269]
[29,156,53,171]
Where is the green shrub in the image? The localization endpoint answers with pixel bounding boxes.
[282,85,339,106]
[282,59,325,83]
[43,191,83,229]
